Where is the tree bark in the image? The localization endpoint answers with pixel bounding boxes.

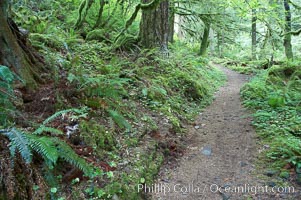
[175,14,184,39]
[283,0,293,59]
[139,0,169,51]
[217,30,225,57]
[251,8,257,60]
[168,2,175,43]
[199,22,210,56]
[209,28,215,54]
[0,0,43,89]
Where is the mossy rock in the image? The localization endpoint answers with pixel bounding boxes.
[80,120,116,151]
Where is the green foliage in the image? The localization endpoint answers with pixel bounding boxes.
[27,135,59,165]
[33,107,88,135]
[54,139,92,175]
[80,120,116,152]
[221,58,270,74]
[0,108,94,177]
[241,63,301,170]
[133,43,225,129]
[267,135,301,169]
[1,127,92,175]
[29,33,65,50]
[0,128,92,175]
[86,29,112,42]
[7,2,227,198]
[1,128,33,163]
[267,93,285,108]
[108,110,131,130]
[0,65,17,126]
[227,65,255,74]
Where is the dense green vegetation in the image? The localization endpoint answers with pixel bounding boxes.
[1,0,301,199]
[240,62,301,181]
[0,1,226,199]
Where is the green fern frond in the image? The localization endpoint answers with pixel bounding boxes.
[42,107,88,125]
[80,75,129,99]
[32,107,88,135]
[108,109,131,130]
[1,128,32,163]
[27,135,59,166]
[0,66,17,125]
[0,65,14,83]
[0,128,93,176]
[54,139,93,176]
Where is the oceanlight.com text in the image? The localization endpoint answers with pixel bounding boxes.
[138,183,296,196]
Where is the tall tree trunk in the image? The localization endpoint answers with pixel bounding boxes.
[93,0,106,29]
[283,0,293,59]
[209,28,215,54]
[251,8,257,60]
[139,0,169,51]
[168,2,175,43]
[74,0,95,30]
[0,0,42,89]
[217,31,224,57]
[199,22,210,56]
[175,14,184,39]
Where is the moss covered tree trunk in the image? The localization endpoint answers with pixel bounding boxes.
[139,0,169,51]
[74,0,95,30]
[199,22,210,56]
[0,0,42,89]
[93,0,106,29]
[283,0,293,60]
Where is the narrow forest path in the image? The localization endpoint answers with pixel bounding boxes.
[151,65,264,200]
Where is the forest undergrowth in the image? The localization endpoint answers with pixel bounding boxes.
[3,0,301,199]
[0,1,224,199]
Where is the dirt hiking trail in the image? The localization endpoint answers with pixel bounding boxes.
[151,66,296,200]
